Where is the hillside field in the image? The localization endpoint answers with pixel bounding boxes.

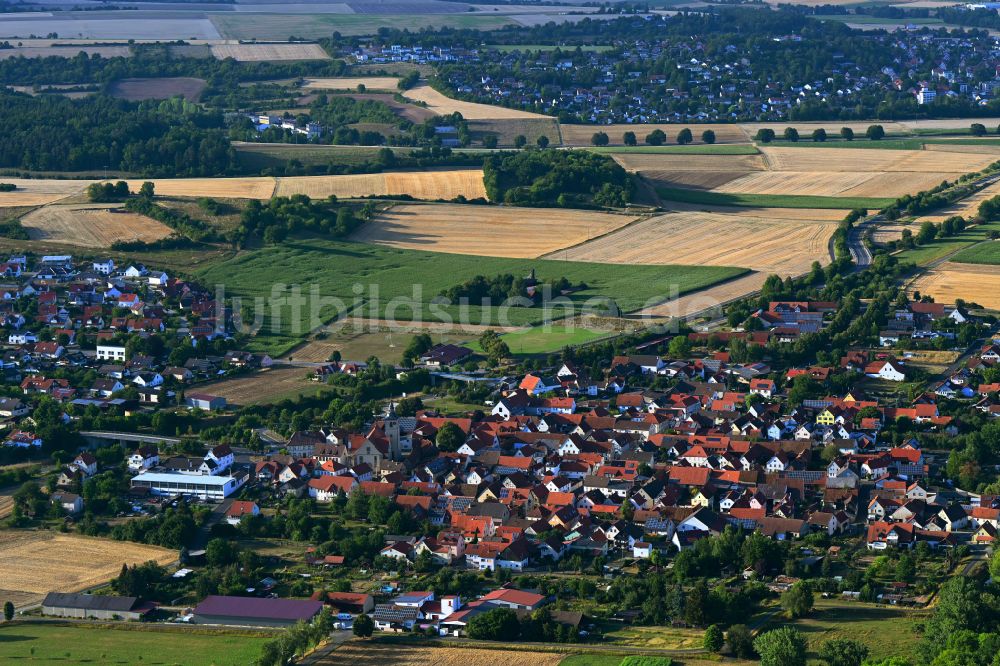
[20,204,173,247]
[0,531,176,609]
[195,239,746,353]
[352,204,638,258]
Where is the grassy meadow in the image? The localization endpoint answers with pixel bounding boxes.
[0,622,271,665]
[196,238,746,355]
[949,239,1000,264]
[895,221,1000,266]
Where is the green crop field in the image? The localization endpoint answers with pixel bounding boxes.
[655,186,893,210]
[949,239,1000,264]
[0,622,271,665]
[589,145,758,155]
[196,239,746,355]
[895,221,1000,266]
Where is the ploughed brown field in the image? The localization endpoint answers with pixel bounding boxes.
[109,77,207,101]
[320,642,566,666]
[20,204,173,247]
[352,203,637,257]
[196,366,318,406]
[0,531,176,609]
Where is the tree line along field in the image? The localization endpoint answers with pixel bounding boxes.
[0,530,177,609]
[351,203,639,258]
[0,622,273,666]
[194,238,746,354]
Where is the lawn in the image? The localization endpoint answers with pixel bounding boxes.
[949,239,1000,264]
[470,325,614,355]
[655,186,893,210]
[778,599,926,661]
[0,622,271,665]
[588,145,758,155]
[895,221,1000,266]
[196,238,746,352]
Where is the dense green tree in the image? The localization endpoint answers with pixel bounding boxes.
[353,613,374,638]
[754,627,807,666]
[703,625,724,652]
[820,638,870,666]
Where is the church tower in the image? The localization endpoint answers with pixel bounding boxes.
[384,402,400,460]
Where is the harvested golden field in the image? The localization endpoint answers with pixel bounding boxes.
[560,123,748,145]
[716,170,957,198]
[923,142,1000,155]
[320,642,566,666]
[612,153,766,172]
[0,178,92,206]
[353,203,637,257]
[210,43,329,61]
[302,77,400,90]
[275,170,487,200]
[124,177,276,199]
[0,530,176,608]
[761,146,996,173]
[20,204,173,247]
[556,210,836,274]
[402,83,546,120]
[911,262,1000,310]
[900,117,1000,131]
[197,366,318,406]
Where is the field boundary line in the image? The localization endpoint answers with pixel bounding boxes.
[535,212,652,259]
